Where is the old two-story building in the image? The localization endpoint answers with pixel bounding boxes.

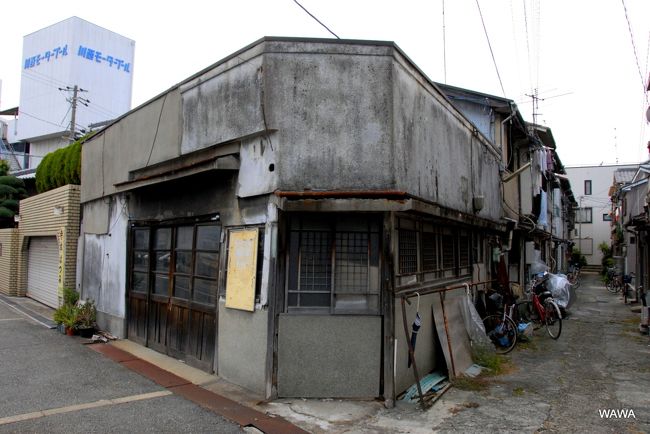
[437,84,576,285]
[77,37,573,403]
[610,163,649,291]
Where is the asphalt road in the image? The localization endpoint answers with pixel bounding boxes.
[0,300,242,433]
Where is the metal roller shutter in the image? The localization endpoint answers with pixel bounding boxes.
[27,237,60,308]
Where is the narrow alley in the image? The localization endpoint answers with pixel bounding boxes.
[263,271,650,433]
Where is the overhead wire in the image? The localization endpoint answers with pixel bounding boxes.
[620,0,649,104]
[475,0,506,97]
[293,0,340,39]
[442,0,447,84]
[522,0,533,91]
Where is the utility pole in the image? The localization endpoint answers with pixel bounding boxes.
[69,85,78,141]
[58,85,89,142]
[526,88,543,125]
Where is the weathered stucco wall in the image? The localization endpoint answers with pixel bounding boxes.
[81,194,128,337]
[0,229,19,296]
[81,89,182,203]
[264,41,395,192]
[277,315,382,398]
[217,303,268,394]
[391,55,502,219]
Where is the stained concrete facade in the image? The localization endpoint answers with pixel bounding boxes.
[79,38,511,401]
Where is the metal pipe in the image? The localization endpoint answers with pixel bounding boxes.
[439,291,456,377]
[397,279,496,299]
[274,190,409,199]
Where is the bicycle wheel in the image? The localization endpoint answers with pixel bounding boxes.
[483,314,517,354]
[544,300,562,339]
[606,279,616,293]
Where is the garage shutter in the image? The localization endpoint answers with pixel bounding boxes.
[27,237,60,308]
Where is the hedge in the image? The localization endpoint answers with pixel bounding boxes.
[36,139,82,193]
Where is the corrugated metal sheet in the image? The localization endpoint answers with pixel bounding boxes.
[26,237,59,308]
[614,168,637,184]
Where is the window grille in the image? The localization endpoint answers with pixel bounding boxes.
[287,216,380,314]
[399,229,417,274]
[421,231,438,271]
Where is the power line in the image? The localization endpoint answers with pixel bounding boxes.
[442,0,447,84]
[522,0,533,90]
[621,0,650,103]
[475,0,506,97]
[19,111,67,129]
[293,0,340,39]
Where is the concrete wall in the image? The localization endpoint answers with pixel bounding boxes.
[217,302,268,394]
[81,89,182,203]
[82,39,503,226]
[18,184,80,299]
[81,194,128,337]
[277,314,381,398]
[0,229,19,296]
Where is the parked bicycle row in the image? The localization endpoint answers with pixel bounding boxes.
[604,267,647,306]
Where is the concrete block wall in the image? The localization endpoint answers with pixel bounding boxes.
[17,184,81,299]
[0,229,19,296]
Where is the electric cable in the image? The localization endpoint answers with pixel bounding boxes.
[621,0,650,104]
[293,0,340,39]
[475,0,506,97]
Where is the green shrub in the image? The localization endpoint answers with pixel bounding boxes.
[0,160,9,176]
[571,248,587,267]
[35,138,83,193]
[62,287,80,306]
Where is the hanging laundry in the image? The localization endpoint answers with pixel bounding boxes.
[538,190,548,229]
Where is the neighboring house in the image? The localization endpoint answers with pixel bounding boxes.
[0,17,131,306]
[610,163,649,289]
[79,37,516,402]
[437,84,576,283]
[566,164,637,266]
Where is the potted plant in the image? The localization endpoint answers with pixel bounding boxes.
[76,299,97,338]
[53,288,80,334]
[60,304,79,336]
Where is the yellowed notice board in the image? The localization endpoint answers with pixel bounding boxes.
[225,228,259,312]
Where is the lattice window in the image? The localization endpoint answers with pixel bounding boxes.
[335,232,369,293]
[421,231,439,271]
[441,233,456,270]
[459,235,470,267]
[399,229,417,274]
[287,216,380,314]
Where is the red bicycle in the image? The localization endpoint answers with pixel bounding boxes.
[528,273,562,339]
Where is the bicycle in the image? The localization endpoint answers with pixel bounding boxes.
[606,267,623,293]
[483,302,518,354]
[567,264,581,289]
[621,273,642,304]
[483,278,562,352]
[526,273,563,339]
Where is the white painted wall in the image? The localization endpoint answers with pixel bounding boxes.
[16,17,134,143]
[566,164,636,265]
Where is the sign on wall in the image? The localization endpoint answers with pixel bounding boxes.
[56,227,65,298]
[225,228,259,312]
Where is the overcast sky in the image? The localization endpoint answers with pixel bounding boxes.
[1,0,649,166]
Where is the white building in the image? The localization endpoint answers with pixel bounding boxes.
[3,17,134,174]
[566,164,636,266]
